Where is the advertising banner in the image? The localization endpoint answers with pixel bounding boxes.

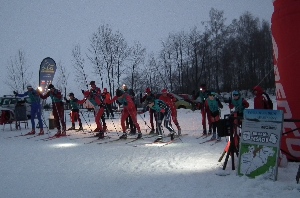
[272,0,300,161]
[39,57,56,95]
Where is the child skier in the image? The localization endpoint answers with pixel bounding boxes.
[204,91,223,141]
[64,92,83,131]
[143,96,175,142]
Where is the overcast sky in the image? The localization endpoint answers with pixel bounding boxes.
[0,0,274,94]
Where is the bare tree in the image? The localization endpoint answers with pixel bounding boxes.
[88,24,129,94]
[5,49,33,92]
[54,61,69,95]
[72,45,89,90]
[127,41,146,90]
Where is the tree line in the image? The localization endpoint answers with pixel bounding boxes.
[5,8,274,97]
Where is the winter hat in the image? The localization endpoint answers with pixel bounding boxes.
[89,81,95,85]
[103,88,107,93]
[68,92,74,97]
[145,87,151,94]
[27,85,33,89]
[161,89,168,94]
[48,84,54,89]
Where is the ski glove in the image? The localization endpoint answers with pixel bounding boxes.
[81,90,85,94]
[13,91,18,96]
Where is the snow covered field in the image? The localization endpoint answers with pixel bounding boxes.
[0,97,299,198]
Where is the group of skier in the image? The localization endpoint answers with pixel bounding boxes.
[13,81,272,143]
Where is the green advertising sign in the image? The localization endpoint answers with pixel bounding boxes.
[238,109,283,180]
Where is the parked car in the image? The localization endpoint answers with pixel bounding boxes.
[178,94,197,110]
[156,93,194,110]
[0,95,31,119]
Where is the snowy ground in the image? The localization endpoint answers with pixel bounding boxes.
[0,97,299,198]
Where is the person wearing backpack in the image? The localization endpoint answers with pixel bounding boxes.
[253,86,272,109]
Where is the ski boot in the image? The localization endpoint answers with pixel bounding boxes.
[177,128,181,136]
[216,136,221,141]
[170,132,175,141]
[154,136,163,143]
[119,133,127,139]
[97,132,105,139]
[68,123,75,130]
[202,129,207,136]
[136,132,142,139]
[149,128,155,135]
[176,125,181,136]
[26,130,35,135]
[54,129,61,137]
[38,129,44,136]
[210,133,216,140]
[60,127,67,136]
[77,123,83,131]
[129,128,136,136]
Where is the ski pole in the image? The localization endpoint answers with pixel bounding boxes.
[80,111,94,133]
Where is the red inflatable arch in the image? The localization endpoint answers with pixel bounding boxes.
[272,0,300,161]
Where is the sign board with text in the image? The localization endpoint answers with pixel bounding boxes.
[238,109,283,180]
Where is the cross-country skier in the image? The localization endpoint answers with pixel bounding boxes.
[108,89,142,139]
[204,91,223,141]
[158,89,181,135]
[39,84,66,136]
[228,90,249,150]
[13,85,44,135]
[78,90,106,139]
[140,87,157,134]
[122,84,136,135]
[143,96,175,142]
[64,92,83,131]
[89,81,107,131]
[194,84,212,135]
[102,88,114,119]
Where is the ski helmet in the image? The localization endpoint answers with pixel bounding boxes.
[68,92,74,97]
[232,90,239,96]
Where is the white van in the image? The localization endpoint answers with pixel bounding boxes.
[0,95,31,119]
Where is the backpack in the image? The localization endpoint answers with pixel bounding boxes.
[262,92,273,110]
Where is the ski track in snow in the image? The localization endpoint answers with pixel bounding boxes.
[0,97,300,198]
